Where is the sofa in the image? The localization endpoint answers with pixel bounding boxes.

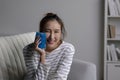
[0,32,96,80]
[68,59,96,80]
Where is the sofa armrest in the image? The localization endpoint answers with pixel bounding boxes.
[68,59,96,80]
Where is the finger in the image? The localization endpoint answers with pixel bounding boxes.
[35,36,39,42]
[36,37,41,44]
[34,36,40,43]
[37,37,41,42]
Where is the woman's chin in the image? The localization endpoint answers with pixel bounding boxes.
[47,44,55,48]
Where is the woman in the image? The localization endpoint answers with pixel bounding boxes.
[23,13,75,80]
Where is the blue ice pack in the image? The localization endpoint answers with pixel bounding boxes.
[35,32,46,49]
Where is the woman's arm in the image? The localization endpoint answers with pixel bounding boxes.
[34,36,46,64]
[23,43,37,79]
[23,43,50,80]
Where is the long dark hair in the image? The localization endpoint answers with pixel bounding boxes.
[39,13,66,39]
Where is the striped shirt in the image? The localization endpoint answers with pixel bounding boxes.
[23,41,75,80]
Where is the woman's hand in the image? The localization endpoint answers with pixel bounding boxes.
[34,36,46,64]
[34,36,46,55]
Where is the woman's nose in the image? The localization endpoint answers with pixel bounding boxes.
[50,33,55,40]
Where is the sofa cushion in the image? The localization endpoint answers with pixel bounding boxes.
[68,59,96,80]
[0,32,35,80]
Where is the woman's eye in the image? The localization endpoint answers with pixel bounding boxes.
[55,31,59,33]
[45,30,50,32]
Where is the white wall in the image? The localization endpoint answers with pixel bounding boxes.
[0,0,104,80]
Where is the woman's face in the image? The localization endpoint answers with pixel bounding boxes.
[44,20,62,51]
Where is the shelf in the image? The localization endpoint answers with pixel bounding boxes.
[108,16,120,18]
[106,61,120,64]
[104,0,120,80]
[107,38,120,41]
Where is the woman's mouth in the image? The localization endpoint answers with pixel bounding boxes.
[47,40,55,44]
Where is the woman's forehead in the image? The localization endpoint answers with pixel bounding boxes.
[45,21,61,29]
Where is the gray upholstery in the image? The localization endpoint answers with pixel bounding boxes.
[0,32,96,80]
[68,59,96,80]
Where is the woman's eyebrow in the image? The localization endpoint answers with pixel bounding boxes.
[55,29,61,31]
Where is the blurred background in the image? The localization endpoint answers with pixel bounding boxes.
[0,0,104,80]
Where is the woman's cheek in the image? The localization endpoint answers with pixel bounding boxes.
[56,34,61,40]
[46,33,50,39]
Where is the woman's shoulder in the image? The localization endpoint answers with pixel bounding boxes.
[62,41,74,47]
[60,41,75,51]
[23,43,34,50]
